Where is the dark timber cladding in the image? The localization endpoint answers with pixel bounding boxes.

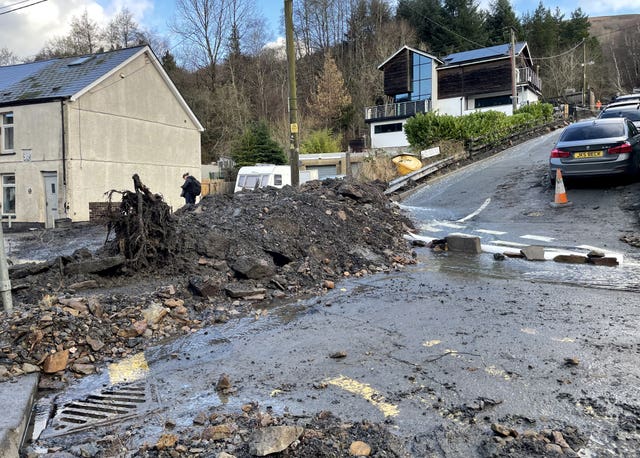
[383,49,410,96]
[438,60,511,99]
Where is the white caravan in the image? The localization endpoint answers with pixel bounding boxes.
[234,165,318,192]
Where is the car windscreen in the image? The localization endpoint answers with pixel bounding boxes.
[560,124,625,142]
[600,109,640,122]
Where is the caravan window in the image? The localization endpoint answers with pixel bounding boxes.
[237,175,246,187]
[274,174,282,186]
[261,175,270,187]
[244,175,259,189]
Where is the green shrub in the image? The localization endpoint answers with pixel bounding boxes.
[405,102,554,150]
[300,129,341,154]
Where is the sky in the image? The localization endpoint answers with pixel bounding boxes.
[1,0,639,59]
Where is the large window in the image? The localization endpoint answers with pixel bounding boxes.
[374,123,403,134]
[2,174,15,214]
[1,112,14,154]
[411,53,433,102]
[474,95,512,109]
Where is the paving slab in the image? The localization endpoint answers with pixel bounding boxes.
[0,374,39,458]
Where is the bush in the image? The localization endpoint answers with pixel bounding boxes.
[301,129,341,154]
[404,102,554,150]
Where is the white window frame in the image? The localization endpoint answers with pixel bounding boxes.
[1,112,14,155]
[1,174,16,215]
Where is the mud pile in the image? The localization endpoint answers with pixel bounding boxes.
[1,178,417,382]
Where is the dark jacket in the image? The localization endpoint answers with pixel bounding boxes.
[181,176,198,204]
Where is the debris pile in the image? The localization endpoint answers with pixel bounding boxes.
[1,177,417,382]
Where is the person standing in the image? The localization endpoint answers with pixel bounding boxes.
[181,172,199,204]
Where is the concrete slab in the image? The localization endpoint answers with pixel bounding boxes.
[0,374,39,458]
[445,235,482,254]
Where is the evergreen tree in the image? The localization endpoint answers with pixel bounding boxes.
[441,0,488,53]
[397,0,445,53]
[485,0,522,45]
[231,122,287,166]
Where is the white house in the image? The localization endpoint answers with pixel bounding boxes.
[0,45,204,228]
[365,43,542,151]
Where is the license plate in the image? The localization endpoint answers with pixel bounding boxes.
[574,151,603,158]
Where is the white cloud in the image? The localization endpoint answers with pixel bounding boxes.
[0,0,153,59]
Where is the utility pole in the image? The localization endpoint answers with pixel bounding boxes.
[510,27,517,114]
[582,40,586,108]
[284,0,300,187]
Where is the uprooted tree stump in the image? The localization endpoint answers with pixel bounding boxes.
[106,174,178,269]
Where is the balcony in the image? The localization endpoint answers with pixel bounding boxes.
[364,99,431,122]
[517,67,542,92]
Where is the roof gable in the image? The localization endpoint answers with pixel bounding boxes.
[378,45,442,70]
[0,46,146,104]
[441,42,527,67]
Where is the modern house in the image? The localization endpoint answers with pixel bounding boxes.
[366,42,542,151]
[0,45,203,228]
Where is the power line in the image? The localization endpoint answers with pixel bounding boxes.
[0,0,34,10]
[0,0,48,16]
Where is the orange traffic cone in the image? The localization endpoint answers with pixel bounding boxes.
[550,169,572,207]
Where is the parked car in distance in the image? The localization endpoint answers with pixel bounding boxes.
[598,102,640,128]
[613,94,640,103]
[549,118,640,182]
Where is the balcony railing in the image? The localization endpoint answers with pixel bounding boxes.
[517,67,542,92]
[365,99,431,121]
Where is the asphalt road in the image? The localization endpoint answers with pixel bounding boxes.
[31,131,640,457]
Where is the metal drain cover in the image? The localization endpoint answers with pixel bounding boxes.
[41,382,158,438]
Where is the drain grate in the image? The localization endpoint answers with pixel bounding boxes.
[42,382,157,437]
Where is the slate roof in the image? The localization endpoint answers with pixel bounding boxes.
[0,46,146,105]
[441,42,527,66]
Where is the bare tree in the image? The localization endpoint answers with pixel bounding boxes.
[0,48,20,65]
[69,9,101,54]
[104,7,143,49]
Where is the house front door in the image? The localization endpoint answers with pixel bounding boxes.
[42,172,58,228]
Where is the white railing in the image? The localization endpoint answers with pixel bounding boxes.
[365,99,431,121]
[517,67,542,91]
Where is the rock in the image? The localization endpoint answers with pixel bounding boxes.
[248,426,304,456]
[68,280,99,290]
[330,351,347,359]
[521,245,545,261]
[493,252,506,261]
[323,280,335,289]
[564,357,580,366]
[545,443,563,454]
[8,261,52,279]
[587,249,605,258]
[446,235,482,254]
[217,452,236,458]
[553,254,588,264]
[216,373,232,392]
[504,251,524,258]
[202,424,234,441]
[156,433,178,449]
[43,349,70,373]
[588,257,618,267]
[22,363,40,374]
[189,276,223,297]
[193,411,208,425]
[58,297,89,314]
[164,298,184,308]
[86,335,105,351]
[0,365,9,378]
[64,255,125,275]
[224,284,267,299]
[71,363,96,375]
[141,303,168,325]
[230,256,275,280]
[491,423,516,437]
[552,430,571,449]
[349,440,372,456]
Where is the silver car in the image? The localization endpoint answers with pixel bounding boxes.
[598,102,640,128]
[549,118,640,182]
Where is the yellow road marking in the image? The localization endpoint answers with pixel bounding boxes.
[109,352,149,385]
[326,375,399,418]
[423,340,441,347]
